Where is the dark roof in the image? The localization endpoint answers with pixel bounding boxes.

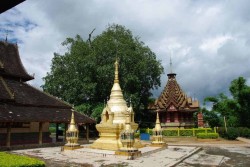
[0,0,25,14]
[0,41,95,124]
[154,72,199,112]
[0,77,13,101]
[0,41,34,81]
[0,104,95,123]
[5,78,70,108]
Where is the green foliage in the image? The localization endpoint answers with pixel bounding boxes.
[134,132,140,138]
[179,129,193,136]
[0,152,45,167]
[226,127,239,140]
[204,76,250,128]
[75,102,103,122]
[162,130,178,136]
[199,108,222,128]
[42,24,163,122]
[218,127,250,139]
[238,127,250,138]
[196,133,219,139]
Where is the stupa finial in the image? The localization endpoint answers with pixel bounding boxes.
[114,58,119,83]
[68,111,78,131]
[170,55,173,73]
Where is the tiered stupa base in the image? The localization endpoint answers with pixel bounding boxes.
[91,123,123,151]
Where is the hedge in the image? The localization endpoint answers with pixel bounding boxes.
[139,128,215,137]
[0,152,45,167]
[196,133,219,139]
[217,127,250,140]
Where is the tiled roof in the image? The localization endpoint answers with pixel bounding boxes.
[5,78,70,108]
[0,41,34,81]
[155,73,199,112]
[0,41,95,124]
[0,104,95,123]
[0,77,13,100]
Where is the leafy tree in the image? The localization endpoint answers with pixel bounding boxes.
[199,107,222,128]
[204,76,250,128]
[42,24,164,121]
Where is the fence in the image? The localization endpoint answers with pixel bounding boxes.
[140,127,217,137]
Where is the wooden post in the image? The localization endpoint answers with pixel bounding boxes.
[86,124,89,143]
[177,128,180,136]
[64,123,68,142]
[6,123,11,147]
[56,123,59,142]
[39,122,43,145]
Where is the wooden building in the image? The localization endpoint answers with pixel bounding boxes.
[0,41,95,147]
[153,64,199,128]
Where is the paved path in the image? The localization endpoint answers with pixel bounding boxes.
[11,137,250,167]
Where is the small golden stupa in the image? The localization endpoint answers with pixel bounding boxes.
[116,110,141,158]
[91,59,138,151]
[64,111,81,150]
[151,111,167,147]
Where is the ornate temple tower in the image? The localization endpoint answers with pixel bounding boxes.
[154,58,199,128]
[91,60,138,150]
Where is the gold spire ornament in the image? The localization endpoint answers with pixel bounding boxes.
[63,111,82,150]
[151,111,167,147]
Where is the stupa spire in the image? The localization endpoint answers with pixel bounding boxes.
[155,111,161,131]
[68,111,77,131]
[114,58,119,83]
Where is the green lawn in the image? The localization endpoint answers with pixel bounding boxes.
[0,152,45,167]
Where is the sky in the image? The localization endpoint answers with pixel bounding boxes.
[0,0,250,106]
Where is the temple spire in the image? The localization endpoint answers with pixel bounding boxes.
[170,55,173,73]
[114,58,119,83]
[68,111,77,131]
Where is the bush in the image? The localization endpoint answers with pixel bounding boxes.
[238,127,250,138]
[226,127,239,140]
[0,152,45,167]
[162,130,178,136]
[197,133,219,139]
[179,129,193,136]
[134,132,140,138]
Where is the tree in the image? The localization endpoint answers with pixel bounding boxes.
[204,76,250,128]
[229,77,250,127]
[42,24,164,121]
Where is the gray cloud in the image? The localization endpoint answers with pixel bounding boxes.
[0,0,250,104]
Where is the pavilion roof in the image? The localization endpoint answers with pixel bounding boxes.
[154,73,199,112]
[0,41,95,124]
[0,41,34,81]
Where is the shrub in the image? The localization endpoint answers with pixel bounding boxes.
[134,132,140,138]
[162,130,178,136]
[179,129,193,136]
[0,152,45,167]
[238,127,250,138]
[197,133,219,139]
[226,127,239,140]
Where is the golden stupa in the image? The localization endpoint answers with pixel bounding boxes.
[151,111,167,147]
[91,60,138,151]
[64,111,82,150]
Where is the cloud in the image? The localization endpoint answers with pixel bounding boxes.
[0,0,250,104]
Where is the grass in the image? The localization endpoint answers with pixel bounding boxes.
[0,152,45,167]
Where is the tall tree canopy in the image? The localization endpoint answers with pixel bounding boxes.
[42,24,163,121]
[204,76,250,128]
